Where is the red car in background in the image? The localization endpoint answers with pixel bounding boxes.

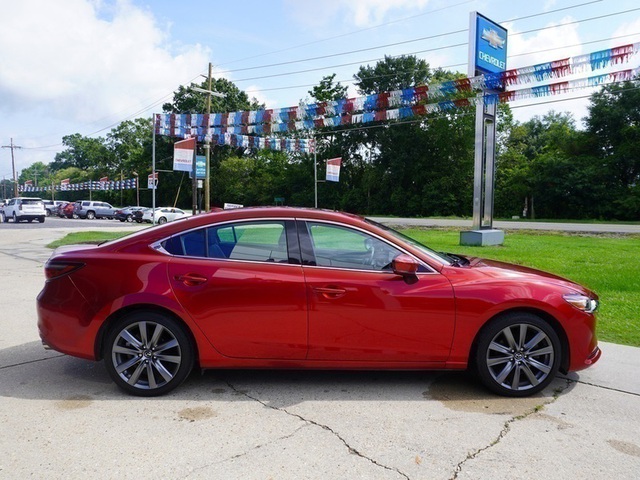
[59,201,78,218]
[37,207,600,397]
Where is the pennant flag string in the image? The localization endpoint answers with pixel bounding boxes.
[154,43,640,152]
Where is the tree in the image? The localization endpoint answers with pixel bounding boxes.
[162,78,263,114]
[50,134,113,172]
[586,79,640,219]
[308,74,348,102]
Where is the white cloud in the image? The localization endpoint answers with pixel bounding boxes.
[285,0,432,28]
[0,0,209,125]
[505,16,583,70]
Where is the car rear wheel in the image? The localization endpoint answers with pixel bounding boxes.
[158,216,167,225]
[104,312,194,396]
[86,211,95,220]
[475,312,560,397]
[12,212,18,223]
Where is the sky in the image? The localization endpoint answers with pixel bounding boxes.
[1,0,640,179]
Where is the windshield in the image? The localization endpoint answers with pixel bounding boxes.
[364,218,453,265]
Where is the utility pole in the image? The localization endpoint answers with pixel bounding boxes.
[2,138,22,197]
[204,62,213,212]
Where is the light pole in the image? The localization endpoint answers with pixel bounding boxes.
[132,171,139,206]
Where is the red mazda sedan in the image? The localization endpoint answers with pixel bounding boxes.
[37,207,601,397]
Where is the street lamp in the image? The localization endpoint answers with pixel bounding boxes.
[190,64,226,212]
[132,171,139,206]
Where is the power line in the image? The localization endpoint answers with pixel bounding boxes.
[214,0,476,68]
[231,7,640,84]
[216,0,604,75]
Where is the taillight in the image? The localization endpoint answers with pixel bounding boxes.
[44,261,85,280]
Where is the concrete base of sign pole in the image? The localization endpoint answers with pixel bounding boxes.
[460,229,505,246]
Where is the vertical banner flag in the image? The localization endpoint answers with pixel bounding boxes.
[148,173,158,189]
[173,137,196,172]
[326,157,342,182]
[61,178,70,190]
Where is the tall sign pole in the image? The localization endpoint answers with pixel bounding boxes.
[461,12,507,246]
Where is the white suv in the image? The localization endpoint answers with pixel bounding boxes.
[1,197,46,223]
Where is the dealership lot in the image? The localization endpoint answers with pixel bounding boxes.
[1,226,639,479]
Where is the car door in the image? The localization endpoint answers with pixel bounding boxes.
[299,220,456,362]
[166,219,308,359]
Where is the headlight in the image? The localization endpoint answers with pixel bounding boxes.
[563,293,598,313]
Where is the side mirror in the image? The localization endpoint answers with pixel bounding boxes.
[392,254,419,277]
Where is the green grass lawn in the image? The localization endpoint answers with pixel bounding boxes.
[49,228,640,347]
[404,228,640,347]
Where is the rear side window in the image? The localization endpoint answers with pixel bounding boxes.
[162,221,289,263]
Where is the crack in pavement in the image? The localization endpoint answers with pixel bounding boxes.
[558,375,640,397]
[182,424,310,479]
[0,354,65,370]
[449,379,573,480]
[224,381,411,480]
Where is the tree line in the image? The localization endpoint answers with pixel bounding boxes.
[10,56,640,221]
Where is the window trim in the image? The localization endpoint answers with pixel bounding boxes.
[152,218,302,266]
[296,219,437,274]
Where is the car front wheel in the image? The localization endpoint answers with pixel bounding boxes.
[104,312,194,396]
[475,312,561,397]
[12,213,18,223]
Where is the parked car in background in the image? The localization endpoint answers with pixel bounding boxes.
[73,200,116,219]
[141,207,189,224]
[37,207,601,397]
[50,201,69,217]
[60,202,78,219]
[132,208,148,223]
[114,206,146,222]
[1,197,46,223]
[42,200,68,217]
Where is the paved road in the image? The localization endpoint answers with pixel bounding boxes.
[369,217,640,234]
[0,228,639,479]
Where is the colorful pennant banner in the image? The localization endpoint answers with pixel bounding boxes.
[154,43,640,150]
[19,178,138,193]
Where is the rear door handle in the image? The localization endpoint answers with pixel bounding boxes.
[174,273,208,286]
[313,286,347,299]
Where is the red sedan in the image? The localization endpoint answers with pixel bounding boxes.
[37,207,601,396]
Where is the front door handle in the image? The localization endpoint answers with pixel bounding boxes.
[313,286,347,299]
[174,273,208,286]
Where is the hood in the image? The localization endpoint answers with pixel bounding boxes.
[459,256,597,298]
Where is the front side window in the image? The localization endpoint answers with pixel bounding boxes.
[304,222,402,271]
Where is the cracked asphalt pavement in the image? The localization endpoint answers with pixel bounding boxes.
[1,226,639,479]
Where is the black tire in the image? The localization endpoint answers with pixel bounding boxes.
[46,209,51,217]
[474,312,561,397]
[86,211,95,220]
[39,216,45,223]
[135,219,142,223]
[12,212,18,223]
[104,311,194,396]
[126,214,133,223]
[157,216,167,225]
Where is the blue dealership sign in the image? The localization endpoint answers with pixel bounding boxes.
[469,12,508,77]
[189,155,206,179]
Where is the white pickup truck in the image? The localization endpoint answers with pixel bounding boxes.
[1,197,46,223]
